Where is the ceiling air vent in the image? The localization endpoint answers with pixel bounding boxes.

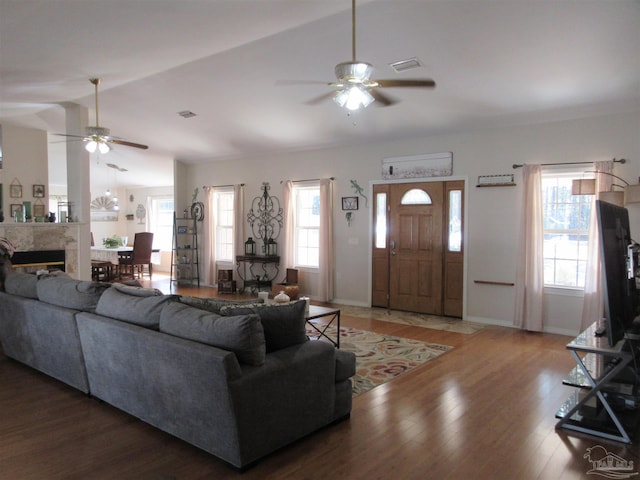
[389,57,422,73]
[178,110,197,119]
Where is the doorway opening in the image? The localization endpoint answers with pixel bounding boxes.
[371,180,464,317]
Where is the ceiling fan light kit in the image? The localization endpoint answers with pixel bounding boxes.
[288,0,436,111]
[334,85,374,111]
[54,77,148,153]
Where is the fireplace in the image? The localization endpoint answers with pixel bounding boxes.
[12,250,66,272]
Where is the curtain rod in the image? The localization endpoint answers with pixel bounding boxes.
[202,183,244,188]
[512,158,626,169]
[280,177,335,184]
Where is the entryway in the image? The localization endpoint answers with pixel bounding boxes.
[371,181,464,317]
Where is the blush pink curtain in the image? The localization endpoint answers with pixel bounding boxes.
[280,181,295,284]
[580,161,614,330]
[233,184,245,290]
[514,164,544,331]
[318,178,334,302]
[202,186,215,286]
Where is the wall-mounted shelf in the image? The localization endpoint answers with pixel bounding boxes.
[474,280,515,286]
[476,174,516,187]
[475,183,516,188]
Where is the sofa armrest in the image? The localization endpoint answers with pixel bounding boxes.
[226,340,338,465]
[335,349,356,382]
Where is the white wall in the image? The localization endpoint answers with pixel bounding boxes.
[0,125,49,220]
[184,111,639,335]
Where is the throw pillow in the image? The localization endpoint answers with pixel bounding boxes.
[178,295,264,314]
[160,302,266,366]
[95,286,176,328]
[219,300,307,352]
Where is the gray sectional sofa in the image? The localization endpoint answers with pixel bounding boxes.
[0,272,356,470]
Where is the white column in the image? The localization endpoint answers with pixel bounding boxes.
[64,103,91,280]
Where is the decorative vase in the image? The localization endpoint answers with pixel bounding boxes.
[274,290,290,304]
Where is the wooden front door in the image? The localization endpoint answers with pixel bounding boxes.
[372,181,464,317]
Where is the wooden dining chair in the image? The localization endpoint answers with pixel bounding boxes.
[90,232,114,281]
[118,232,154,279]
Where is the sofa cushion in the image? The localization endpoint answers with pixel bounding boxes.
[4,272,38,298]
[160,302,266,366]
[178,295,263,314]
[36,276,109,312]
[219,300,307,352]
[95,286,175,329]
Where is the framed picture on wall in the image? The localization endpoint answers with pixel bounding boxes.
[33,204,45,218]
[10,183,22,198]
[33,184,45,198]
[10,203,23,219]
[341,196,359,211]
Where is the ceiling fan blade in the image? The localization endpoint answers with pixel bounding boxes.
[375,79,436,89]
[275,79,331,86]
[368,88,398,106]
[305,91,336,106]
[53,133,86,139]
[108,138,149,150]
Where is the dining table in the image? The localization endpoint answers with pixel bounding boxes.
[90,246,134,264]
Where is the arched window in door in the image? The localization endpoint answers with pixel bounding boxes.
[400,188,432,205]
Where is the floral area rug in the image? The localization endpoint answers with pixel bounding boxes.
[307,325,453,396]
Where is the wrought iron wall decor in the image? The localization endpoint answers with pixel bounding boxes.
[247,182,283,249]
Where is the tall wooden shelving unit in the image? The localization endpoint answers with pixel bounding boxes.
[171,212,200,288]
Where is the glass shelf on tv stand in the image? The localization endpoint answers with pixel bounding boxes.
[555,320,637,443]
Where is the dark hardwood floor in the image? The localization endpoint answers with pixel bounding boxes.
[1,275,639,479]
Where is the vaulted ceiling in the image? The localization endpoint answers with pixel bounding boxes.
[1,0,639,190]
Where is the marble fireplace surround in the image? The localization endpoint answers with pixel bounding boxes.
[0,223,81,277]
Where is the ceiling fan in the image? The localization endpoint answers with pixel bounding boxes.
[292,0,436,110]
[56,78,148,154]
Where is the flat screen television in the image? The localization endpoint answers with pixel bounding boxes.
[596,200,638,347]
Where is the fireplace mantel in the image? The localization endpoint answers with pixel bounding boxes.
[0,223,83,278]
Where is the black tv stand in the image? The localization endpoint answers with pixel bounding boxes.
[556,320,639,443]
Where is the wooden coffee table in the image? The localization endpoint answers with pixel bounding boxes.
[306,305,341,348]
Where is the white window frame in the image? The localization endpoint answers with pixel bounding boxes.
[293,183,320,269]
[541,169,593,290]
[213,188,235,262]
[148,196,174,251]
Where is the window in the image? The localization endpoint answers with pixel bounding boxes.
[149,196,174,251]
[448,190,462,252]
[375,192,387,249]
[401,188,432,205]
[214,189,234,261]
[542,171,592,288]
[293,184,320,268]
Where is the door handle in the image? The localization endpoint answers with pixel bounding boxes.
[391,250,396,256]
[390,240,396,249]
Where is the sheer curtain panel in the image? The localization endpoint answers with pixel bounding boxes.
[514,164,544,331]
